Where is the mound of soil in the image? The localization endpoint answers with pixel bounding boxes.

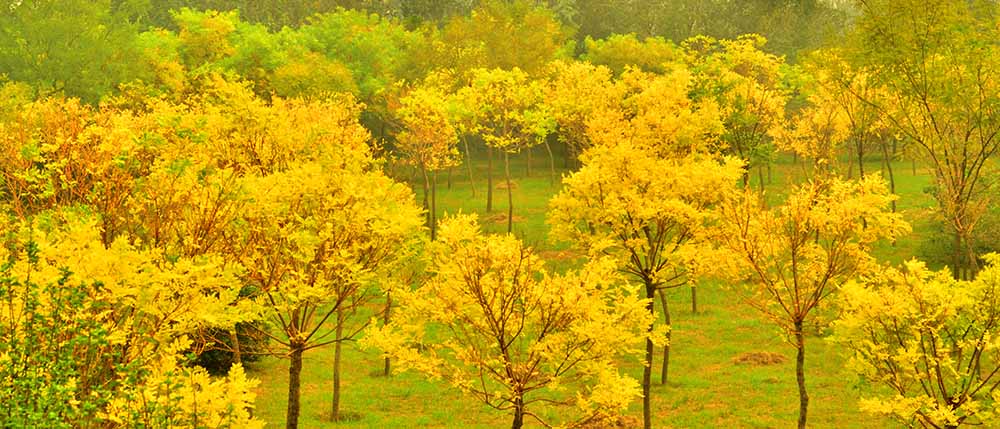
[733,351,787,366]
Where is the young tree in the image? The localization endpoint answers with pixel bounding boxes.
[549,68,741,429]
[394,82,461,240]
[833,256,1000,429]
[365,214,652,429]
[684,35,789,190]
[461,67,554,233]
[543,60,622,169]
[717,175,909,429]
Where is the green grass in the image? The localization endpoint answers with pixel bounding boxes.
[248,152,942,428]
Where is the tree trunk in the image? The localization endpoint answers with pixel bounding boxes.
[487,146,494,213]
[421,164,431,232]
[690,285,697,314]
[511,396,525,429]
[881,140,897,213]
[544,140,556,186]
[230,329,242,365]
[331,309,344,421]
[504,152,513,234]
[463,136,477,198]
[757,165,765,195]
[857,141,865,178]
[659,290,671,385]
[794,320,808,429]
[447,166,452,190]
[383,292,392,377]
[912,158,917,176]
[525,146,532,178]
[286,345,304,429]
[431,171,438,241]
[642,283,654,429]
[954,231,964,280]
[767,162,772,185]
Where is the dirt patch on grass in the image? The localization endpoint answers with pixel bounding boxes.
[495,181,519,190]
[580,415,642,429]
[487,213,526,224]
[733,351,787,366]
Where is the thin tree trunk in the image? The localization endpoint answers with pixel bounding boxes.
[544,140,556,186]
[658,290,671,385]
[463,136,477,198]
[331,309,344,421]
[690,285,697,314]
[487,146,494,213]
[642,283,654,429]
[431,171,438,241]
[230,329,242,365]
[383,292,392,377]
[757,165,765,194]
[954,231,963,280]
[511,396,525,429]
[857,141,865,178]
[767,162,772,185]
[447,166,452,190]
[286,345,304,429]
[525,146,532,178]
[912,158,917,176]
[794,320,808,429]
[420,164,431,230]
[504,152,513,234]
[881,140,897,213]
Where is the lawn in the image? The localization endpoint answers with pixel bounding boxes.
[248,152,938,428]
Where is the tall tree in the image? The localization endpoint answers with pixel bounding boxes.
[717,175,909,429]
[549,67,742,429]
[850,0,1000,279]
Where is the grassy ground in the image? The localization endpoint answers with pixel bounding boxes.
[248,152,940,428]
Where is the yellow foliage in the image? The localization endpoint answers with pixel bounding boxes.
[364,214,652,427]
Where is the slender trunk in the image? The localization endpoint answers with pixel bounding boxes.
[544,140,556,186]
[525,146,532,178]
[846,156,854,179]
[912,158,917,176]
[881,140,897,213]
[431,171,438,241]
[230,329,242,365]
[954,231,963,280]
[757,165,765,194]
[420,164,431,231]
[286,345,304,429]
[383,292,392,377]
[511,396,525,429]
[690,285,697,314]
[447,166,452,190]
[794,320,808,429]
[487,147,494,213]
[658,290,671,385]
[504,152,513,234]
[642,283,654,429]
[331,309,344,421]
[463,136,477,198]
[741,160,750,189]
[857,141,865,178]
[767,162,772,185]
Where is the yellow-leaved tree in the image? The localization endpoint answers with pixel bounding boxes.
[833,256,1000,429]
[684,34,788,190]
[717,175,909,429]
[542,60,622,168]
[394,80,461,240]
[549,65,742,429]
[459,67,554,232]
[364,214,652,429]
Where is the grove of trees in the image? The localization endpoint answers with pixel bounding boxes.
[3,0,1000,428]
